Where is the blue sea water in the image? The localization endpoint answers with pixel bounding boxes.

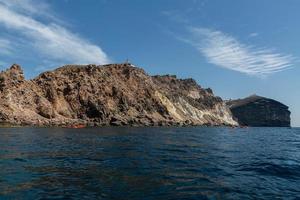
[0,127,300,200]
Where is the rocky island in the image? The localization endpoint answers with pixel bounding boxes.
[0,63,238,127]
[227,95,291,127]
[0,63,291,127]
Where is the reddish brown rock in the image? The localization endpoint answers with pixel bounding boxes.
[0,63,238,127]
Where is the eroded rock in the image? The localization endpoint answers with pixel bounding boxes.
[0,63,238,127]
[227,95,291,127]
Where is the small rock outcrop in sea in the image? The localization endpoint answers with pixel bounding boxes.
[227,95,291,127]
[0,63,238,127]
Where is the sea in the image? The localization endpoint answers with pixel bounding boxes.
[0,127,299,200]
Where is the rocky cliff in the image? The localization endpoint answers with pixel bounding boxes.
[227,95,291,127]
[0,63,238,127]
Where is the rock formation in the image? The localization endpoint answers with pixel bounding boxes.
[227,95,291,127]
[0,63,238,127]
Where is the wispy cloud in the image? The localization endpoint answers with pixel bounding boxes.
[185,27,294,76]
[0,0,110,68]
[0,0,52,19]
[249,32,259,38]
[161,10,190,24]
[0,38,12,55]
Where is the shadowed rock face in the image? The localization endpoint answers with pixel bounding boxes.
[227,95,291,127]
[0,63,237,127]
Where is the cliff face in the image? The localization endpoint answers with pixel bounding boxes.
[0,63,237,127]
[227,95,291,127]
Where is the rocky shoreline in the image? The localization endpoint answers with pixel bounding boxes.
[0,63,290,127]
[0,63,238,127]
[227,95,291,127]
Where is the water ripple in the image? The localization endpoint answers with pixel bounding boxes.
[0,127,300,199]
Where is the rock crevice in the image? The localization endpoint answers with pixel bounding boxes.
[0,63,238,127]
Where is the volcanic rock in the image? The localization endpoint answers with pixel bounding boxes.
[0,63,238,127]
[227,95,291,127]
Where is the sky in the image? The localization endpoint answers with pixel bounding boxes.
[0,0,299,126]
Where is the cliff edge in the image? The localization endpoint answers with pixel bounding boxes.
[0,63,238,127]
[227,95,291,127]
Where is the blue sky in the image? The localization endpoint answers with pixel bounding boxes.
[0,0,299,126]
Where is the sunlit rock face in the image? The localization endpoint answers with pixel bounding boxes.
[0,63,238,127]
[227,95,291,127]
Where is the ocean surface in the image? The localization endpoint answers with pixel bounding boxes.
[0,127,300,200]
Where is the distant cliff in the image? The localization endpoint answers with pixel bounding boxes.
[227,95,291,127]
[0,63,237,127]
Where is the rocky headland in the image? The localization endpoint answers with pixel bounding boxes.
[227,95,291,127]
[0,63,238,127]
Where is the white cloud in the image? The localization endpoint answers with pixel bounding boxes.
[0,0,49,17]
[249,32,259,37]
[0,38,12,55]
[0,0,110,66]
[186,27,294,76]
